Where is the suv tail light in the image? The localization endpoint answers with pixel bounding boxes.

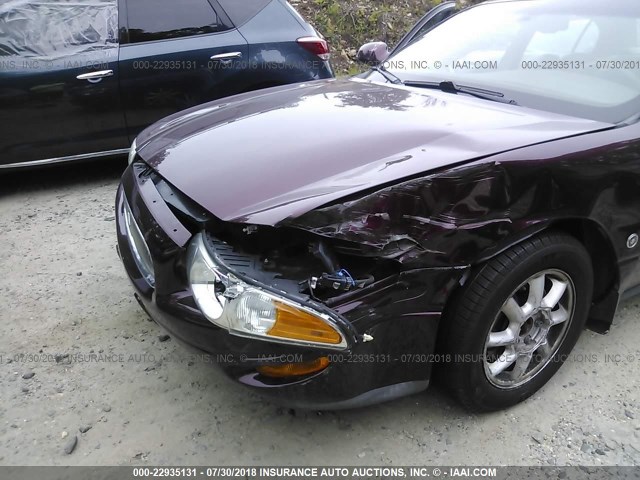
[297,37,330,61]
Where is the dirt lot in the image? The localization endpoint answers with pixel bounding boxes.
[1,160,640,466]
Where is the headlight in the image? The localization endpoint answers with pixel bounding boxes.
[127,138,137,165]
[187,234,347,349]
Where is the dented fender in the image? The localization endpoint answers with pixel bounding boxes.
[283,122,640,331]
[282,161,543,268]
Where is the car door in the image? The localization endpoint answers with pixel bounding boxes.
[391,1,458,55]
[0,0,129,167]
[118,0,248,139]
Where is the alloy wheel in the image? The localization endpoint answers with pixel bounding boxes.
[483,269,575,389]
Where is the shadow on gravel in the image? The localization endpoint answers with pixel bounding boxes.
[241,381,477,439]
[266,381,467,421]
[0,155,127,196]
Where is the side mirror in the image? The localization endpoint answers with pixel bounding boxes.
[356,42,390,65]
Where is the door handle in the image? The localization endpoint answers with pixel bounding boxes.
[210,52,242,64]
[76,70,114,83]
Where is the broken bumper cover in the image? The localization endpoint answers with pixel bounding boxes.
[116,163,466,409]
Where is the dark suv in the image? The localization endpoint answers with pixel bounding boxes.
[0,0,333,168]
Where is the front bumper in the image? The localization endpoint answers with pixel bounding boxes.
[116,162,466,409]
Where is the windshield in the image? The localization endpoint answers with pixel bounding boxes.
[383,0,640,124]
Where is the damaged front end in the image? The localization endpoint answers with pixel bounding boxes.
[149,161,469,333]
[118,162,473,407]
[187,232,355,350]
[282,161,515,268]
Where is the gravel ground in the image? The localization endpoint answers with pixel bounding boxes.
[1,160,640,466]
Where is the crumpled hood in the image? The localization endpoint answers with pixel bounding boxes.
[136,78,610,226]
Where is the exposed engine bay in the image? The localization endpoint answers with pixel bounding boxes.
[149,167,399,304]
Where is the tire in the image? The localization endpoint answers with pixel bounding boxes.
[441,232,593,412]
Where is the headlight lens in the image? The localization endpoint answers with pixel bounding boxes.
[235,291,276,334]
[187,234,347,349]
[127,138,137,165]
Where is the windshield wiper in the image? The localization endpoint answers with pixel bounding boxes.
[403,80,518,105]
[370,65,403,85]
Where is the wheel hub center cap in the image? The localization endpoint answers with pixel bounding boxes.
[517,309,551,354]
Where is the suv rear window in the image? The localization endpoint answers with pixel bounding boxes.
[127,0,225,43]
[217,0,271,27]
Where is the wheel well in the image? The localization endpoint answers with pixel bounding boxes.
[549,219,619,302]
[548,219,620,332]
[438,218,620,348]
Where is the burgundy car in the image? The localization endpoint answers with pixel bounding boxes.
[116,0,640,411]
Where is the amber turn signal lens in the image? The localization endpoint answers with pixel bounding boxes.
[267,301,342,344]
[257,357,330,378]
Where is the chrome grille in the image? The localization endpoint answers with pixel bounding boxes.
[122,196,155,286]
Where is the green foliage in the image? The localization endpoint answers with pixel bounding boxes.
[294,0,439,76]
